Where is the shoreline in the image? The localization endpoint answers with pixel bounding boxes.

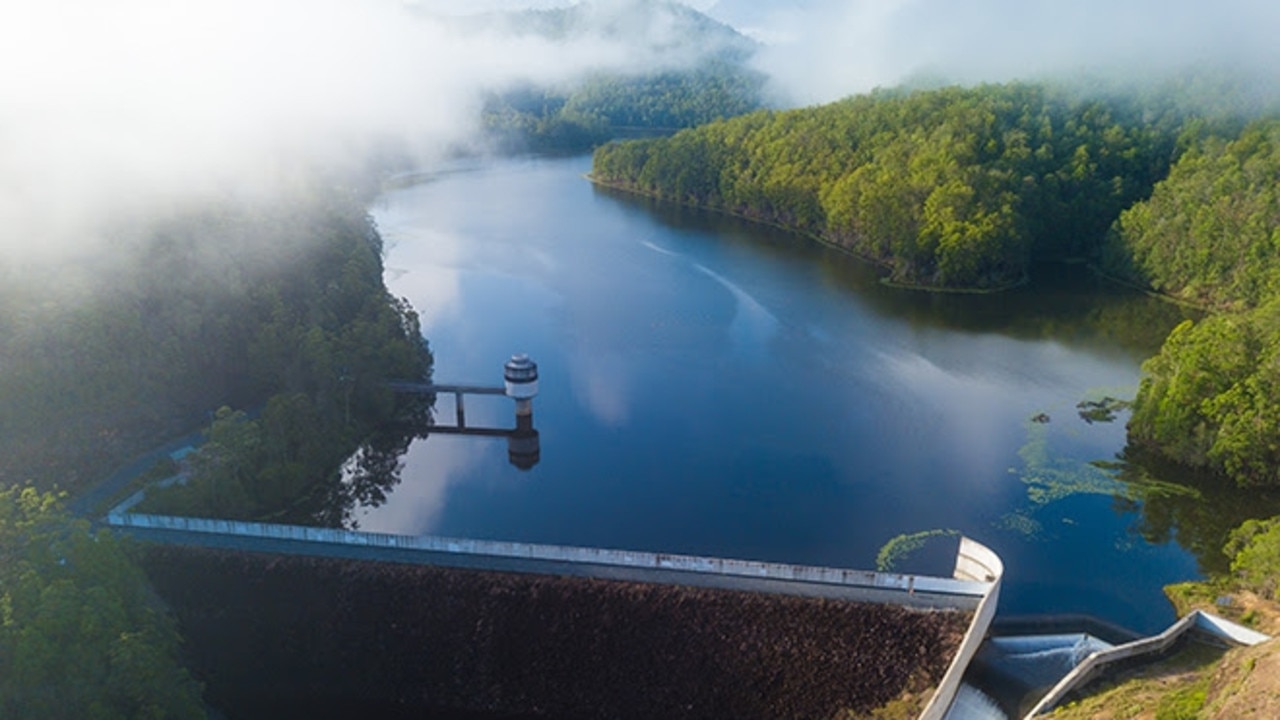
[589,174,1048,296]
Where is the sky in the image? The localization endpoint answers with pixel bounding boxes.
[2,0,1277,265]
[700,0,1280,105]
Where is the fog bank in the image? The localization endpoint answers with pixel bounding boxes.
[0,0,713,265]
[5,0,1277,266]
[702,0,1280,105]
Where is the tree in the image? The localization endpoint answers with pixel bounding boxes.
[0,486,205,719]
[1225,517,1280,599]
[1129,299,1280,487]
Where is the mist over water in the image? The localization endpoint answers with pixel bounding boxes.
[0,0,725,266]
[4,0,1277,268]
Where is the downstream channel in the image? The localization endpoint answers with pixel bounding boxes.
[360,153,1237,634]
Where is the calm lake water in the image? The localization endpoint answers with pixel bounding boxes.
[364,154,1213,634]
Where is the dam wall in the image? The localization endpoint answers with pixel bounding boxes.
[110,513,1003,718]
[141,544,975,720]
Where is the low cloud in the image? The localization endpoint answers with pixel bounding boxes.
[705,0,1280,105]
[0,0,712,265]
[7,0,1276,266]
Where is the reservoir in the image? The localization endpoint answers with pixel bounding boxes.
[360,154,1234,634]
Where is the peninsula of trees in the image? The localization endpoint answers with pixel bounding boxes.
[1117,120,1280,487]
[592,82,1181,289]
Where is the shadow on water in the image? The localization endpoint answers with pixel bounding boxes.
[281,393,438,529]
[591,186,1197,361]
[1000,405,1280,580]
[1106,445,1280,576]
[999,415,1280,579]
[304,387,542,531]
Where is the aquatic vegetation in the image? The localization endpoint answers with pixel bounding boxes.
[997,510,1044,539]
[1017,422,1126,506]
[1076,396,1132,424]
[875,528,960,572]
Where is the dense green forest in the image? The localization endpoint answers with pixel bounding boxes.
[1119,120,1280,487]
[0,184,433,510]
[592,82,1182,289]
[468,0,765,152]
[483,63,766,152]
[1128,301,1280,488]
[1106,119,1280,310]
[0,486,206,719]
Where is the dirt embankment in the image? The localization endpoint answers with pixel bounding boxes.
[1047,637,1280,720]
[1048,583,1280,720]
[143,546,970,720]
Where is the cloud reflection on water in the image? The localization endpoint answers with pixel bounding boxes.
[350,435,487,535]
[693,263,780,355]
[872,346,1013,495]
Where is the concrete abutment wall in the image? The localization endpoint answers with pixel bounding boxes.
[923,537,1005,720]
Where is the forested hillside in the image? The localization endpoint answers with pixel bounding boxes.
[1120,119,1280,487]
[471,0,766,152]
[0,185,433,506]
[1106,119,1280,311]
[592,83,1178,289]
[484,63,766,151]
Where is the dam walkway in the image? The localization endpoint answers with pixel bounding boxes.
[107,511,992,611]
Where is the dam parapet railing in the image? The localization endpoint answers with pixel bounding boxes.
[106,511,994,610]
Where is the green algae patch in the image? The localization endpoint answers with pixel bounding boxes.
[875,529,960,572]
